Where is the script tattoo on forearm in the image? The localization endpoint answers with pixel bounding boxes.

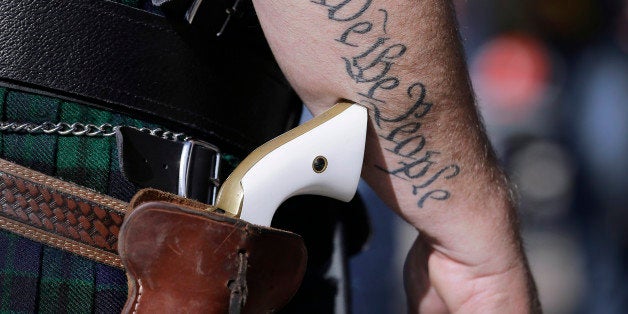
[311,0,460,208]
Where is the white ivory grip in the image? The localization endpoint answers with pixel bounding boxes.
[215,102,368,226]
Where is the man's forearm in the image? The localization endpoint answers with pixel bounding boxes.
[252,0,538,312]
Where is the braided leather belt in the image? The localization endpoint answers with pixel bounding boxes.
[0,158,126,268]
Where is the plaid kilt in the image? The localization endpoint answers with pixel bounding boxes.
[0,1,167,312]
[0,86,152,313]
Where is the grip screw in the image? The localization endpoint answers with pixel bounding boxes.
[312,156,328,173]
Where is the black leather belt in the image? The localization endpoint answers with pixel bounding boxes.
[0,0,302,156]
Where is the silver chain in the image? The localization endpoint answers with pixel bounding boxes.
[0,121,191,142]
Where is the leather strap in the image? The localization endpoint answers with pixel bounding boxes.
[0,158,126,268]
[0,0,301,155]
[0,158,232,268]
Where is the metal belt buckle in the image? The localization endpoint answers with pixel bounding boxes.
[116,126,222,205]
[178,139,221,205]
[185,0,243,37]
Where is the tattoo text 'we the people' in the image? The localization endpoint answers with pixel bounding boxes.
[310,0,461,208]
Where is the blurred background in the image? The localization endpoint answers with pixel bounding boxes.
[348,0,628,313]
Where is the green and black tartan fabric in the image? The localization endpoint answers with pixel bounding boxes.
[0,86,155,313]
[0,1,148,312]
[0,0,259,311]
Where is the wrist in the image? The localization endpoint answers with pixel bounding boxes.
[405,235,538,313]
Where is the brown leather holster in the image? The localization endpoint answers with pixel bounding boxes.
[0,157,307,313]
[118,191,308,313]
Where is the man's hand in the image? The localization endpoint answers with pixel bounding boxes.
[252,0,540,312]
